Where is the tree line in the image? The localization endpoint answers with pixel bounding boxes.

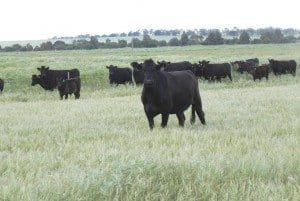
[0,28,299,52]
[53,27,299,39]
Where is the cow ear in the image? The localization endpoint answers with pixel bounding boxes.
[106,66,109,69]
[37,67,41,71]
[206,61,210,64]
[46,67,49,70]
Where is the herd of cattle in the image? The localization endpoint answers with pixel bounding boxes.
[0,58,297,99]
[0,58,297,129]
[107,58,297,85]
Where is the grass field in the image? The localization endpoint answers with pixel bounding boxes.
[0,44,299,200]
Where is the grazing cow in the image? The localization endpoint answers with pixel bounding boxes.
[57,77,81,100]
[198,60,232,81]
[0,79,4,92]
[106,65,133,85]
[269,59,296,76]
[249,64,269,81]
[131,62,144,85]
[139,59,205,129]
[31,75,55,91]
[37,66,80,90]
[157,60,195,73]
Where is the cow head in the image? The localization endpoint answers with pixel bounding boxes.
[199,60,210,68]
[192,63,203,77]
[106,65,118,76]
[231,61,241,70]
[156,60,170,71]
[268,59,275,66]
[141,59,161,87]
[37,66,50,77]
[31,75,41,86]
[131,62,142,70]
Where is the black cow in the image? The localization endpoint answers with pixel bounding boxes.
[231,61,255,74]
[57,77,81,100]
[131,62,144,85]
[31,75,55,90]
[0,79,4,92]
[157,60,194,73]
[198,60,232,81]
[139,59,205,129]
[106,65,133,85]
[249,65,269,81]
[269,59,296,76]
[37,66,80,90]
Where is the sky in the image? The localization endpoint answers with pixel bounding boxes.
[0,0,299,41]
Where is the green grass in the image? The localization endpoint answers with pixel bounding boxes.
[0,44,299,200]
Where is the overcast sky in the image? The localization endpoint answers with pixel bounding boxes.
[0,0,299,41]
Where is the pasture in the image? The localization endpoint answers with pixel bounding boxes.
[0,44,299,200]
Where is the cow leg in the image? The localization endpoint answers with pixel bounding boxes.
[228,74,232,81]
[161,113,169,128]
[191,105,196,125]
[75,92,80,99]
[194,102,206,125]
[176,112,185,127]
[146,113,155,130]
[65,94,68,99]
[59,91,63,100]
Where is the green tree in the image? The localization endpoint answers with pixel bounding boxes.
[53,41,66,50]
[89,36,99,49]
[239,31,250,44]
[168,37,180,46]
[203,30,224,45]
[274,29,283,43]
[26,43,33,51]
[118,39,127,48]
[40,41,53,51]
[180,32,189,46]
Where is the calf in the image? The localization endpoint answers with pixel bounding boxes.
[250,65,269,81]
[0,79,4,92]
[106,65,133,85]
[139,59,205,129]
[57,77,81,100]
[199,60,232,81]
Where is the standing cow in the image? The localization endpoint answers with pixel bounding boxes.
[199,60,232,81]
[36,66,80,90]
[106,65,133,85]
[139,59,205,129]
[269,59,296,76]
